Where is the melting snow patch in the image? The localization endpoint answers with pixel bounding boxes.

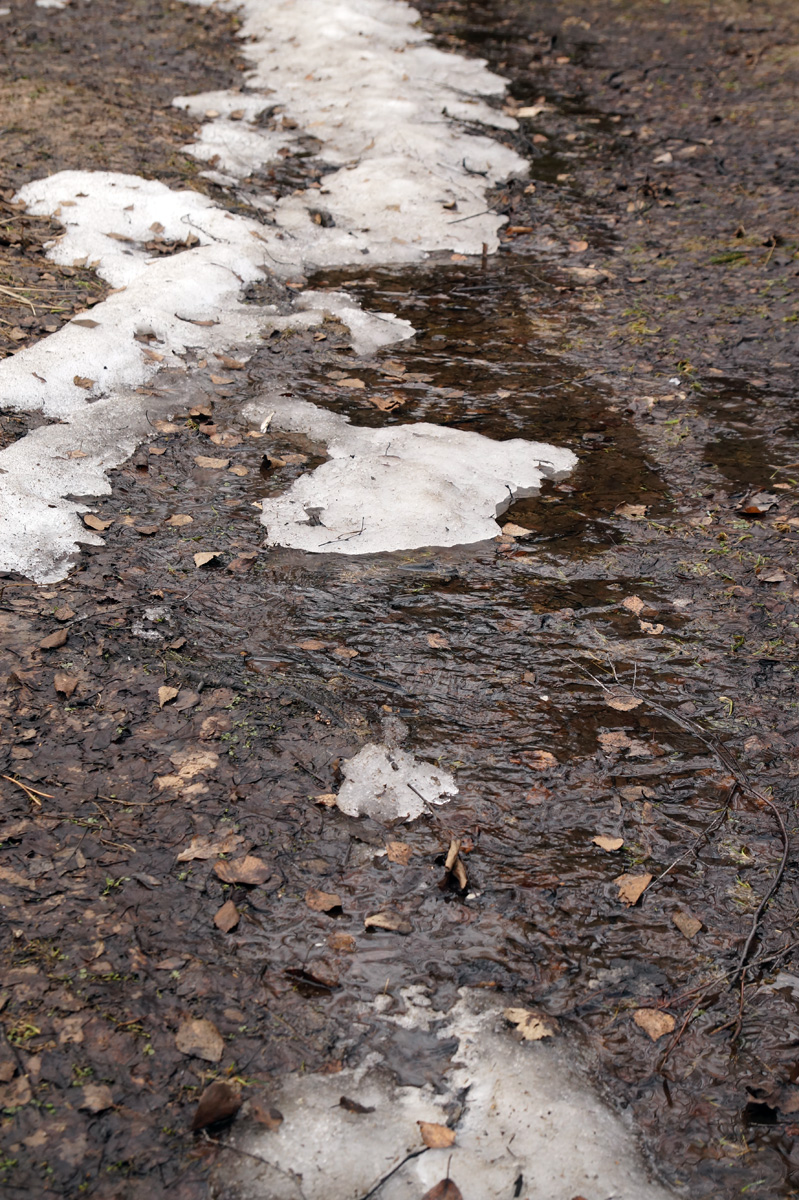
[335,743,457,821]
[211,989,674,1200]
[246,397,577,554]
[176,0,527,267]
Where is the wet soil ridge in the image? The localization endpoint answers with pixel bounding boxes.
[2,0,799,1198]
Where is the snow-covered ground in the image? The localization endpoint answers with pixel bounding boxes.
[0,0,570,581]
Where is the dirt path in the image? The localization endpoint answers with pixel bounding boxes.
[1,1,799,1198]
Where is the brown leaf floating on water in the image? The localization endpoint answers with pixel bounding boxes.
[191,1081,242,1130]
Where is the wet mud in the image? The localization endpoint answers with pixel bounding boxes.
[2,1,799,1198]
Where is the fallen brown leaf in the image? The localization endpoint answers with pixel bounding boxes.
[299,639,327,650]
[215,354,246,370]
[364,911,413,935]
[175,1018,224,1063]
[366,392,406,412]
[593,835,624,852]
[633,1008,675,1041]
[328,932,356,952]
[614,873,652,906]
[213,900,240,932]
[614,503,648,519]
[79,1083,114,1113]
[194,552,221,568]
[194,456,230,470]
[621,595,646,616]
[158,686,179,709]
[386,841,412,865]
[672,911,702,940]
[444,838,468,890]
[39,629,67,651]
[639,620,665,635]
[191,1080,242,1130]
[504,1007,555,1040]
[83,513,113,531]
[606,690,642,712]
[338,377,366,389]
[251,1099,284,1129]
[427,632,450,649]
[422,1180,463,1200]
[209,375,234,386]
[73,375,95,389]
[54,672,78,699]
[418,1121,456,1148]
[167,514,193,527]
[214,855,272,886]
[527,749,558,769]
[305,888,342,913]
[502,522,533,538]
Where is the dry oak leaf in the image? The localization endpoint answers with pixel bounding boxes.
[333,646,358,659]
[504,1007,555,1040]
[213,900,240,932]
[305,888,342,913]
[194,455,230,470]
[364,911,413,935]
[502,522,533,538]
[39,629,67,650]
[167,513,193,527]
[214,855,272,886]
[54,605,75,621]
[194,551,221,568]
[338,377,366,389]
[79,1083,114,1113]
[192,1081,242,1131]
[229,465,249,477]
[299,639,327,650]
[314,793,338,807]
[83,513,113,531]
[418,1121,456,1149]
[639,620,664,635]
[73,375,95,389]
[54,672,79,699]
[593,835,624,852]
[633,1008,675,1041]
[621,595,646,616]
[386,841,412,865]
[175,1018,224,1063]
[158,685,179,709]
[209,374,234,386]
[672,911,702,940]
[215,354,246,370]
[422,1179,463,1200]
[614,873,652,906]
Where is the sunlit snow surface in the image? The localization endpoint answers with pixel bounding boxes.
[212,989,675,1200]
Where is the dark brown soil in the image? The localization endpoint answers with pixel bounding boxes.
[2,2,799,1199]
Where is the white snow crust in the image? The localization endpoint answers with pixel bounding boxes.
[246,396,578,554]
[0,176,412,580]
[0,0,547,581]
[176,0,527,267]
[212,989,675,1200]
[335,743,457,821]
